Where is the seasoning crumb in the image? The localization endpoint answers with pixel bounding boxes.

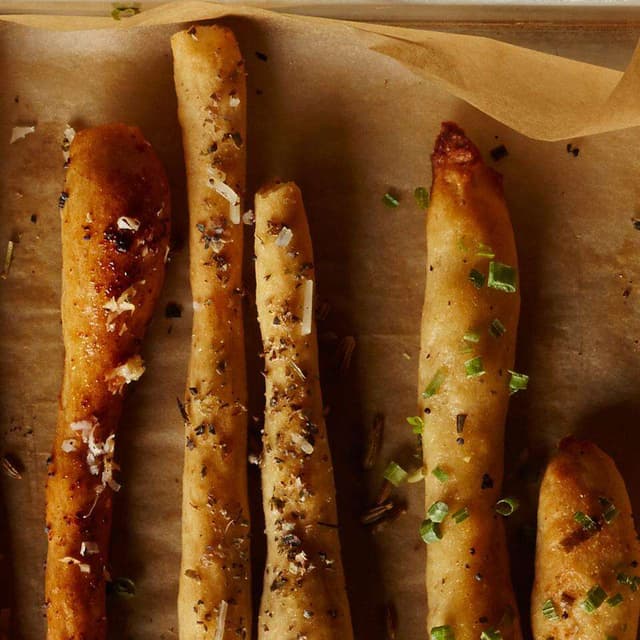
[177,398,188,422]
[360,501,394,526]
[375,479,393,506]
[1,454,23,479]
[362,413,384,470]
[338,335,356,374]
[255,51,268,62]
[30,213,37,223]
[566,143,580,157]
[165,302,183,318]
[490,144,508,162]
[385,601,397,640]
[481,473,494,489]
[633,218,640,231]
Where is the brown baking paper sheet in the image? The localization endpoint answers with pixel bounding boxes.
[1,3,640,639]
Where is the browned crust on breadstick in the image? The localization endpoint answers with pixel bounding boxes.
[255,182,354,640]
[432,122,482,168]
[419,123,522,639]
[45,124,170,640]
[171,25,251,639]
[531,438,640,640]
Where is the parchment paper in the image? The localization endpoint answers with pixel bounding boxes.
[1,3,640,639]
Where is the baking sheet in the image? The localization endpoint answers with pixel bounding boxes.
[1,3,640,639]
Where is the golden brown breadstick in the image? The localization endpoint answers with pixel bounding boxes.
[418,123,523,639]
[531,438,640,640]
[45,124,170,640]
[171,25,251,639]
[255,182,354,640]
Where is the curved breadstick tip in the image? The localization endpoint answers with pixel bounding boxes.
[432,121,482,167]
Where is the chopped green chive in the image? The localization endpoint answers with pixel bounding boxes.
[414,187,430,209]
[406,416,424,435]
[489,318,506,338]
[581,585,607,613]
[599,497,619,524]
[477,243,495,258]
[427,501,449,523]
[487,261,518,293]
[495,497,520,516]
[111,4,140,20]
[469,269,485,289]
[420,519,442,544]
[541,599,559,621]
[452,506,469,523]
[574,511,598,531]
[423,367,446,398]
[430,625,454,640]
[383,461,408,487]
[432,466,449,483]
[607,593,623,607]
[111,576,136,597]
[464,356,485,378]
[382,192,400,208]
[463,331,480,343]
[508,370,529,395]
[480,629,502,640]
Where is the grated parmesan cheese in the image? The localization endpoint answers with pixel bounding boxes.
[61,439,77,453]
[59,556,91,573]
[70,420,93,437]
[117,216,140,232]
[229,95,240,108]
[10,125,35,144]
[207,166,241,224]
[275,226,293,247]
[214,600,228,640]
[103,285,136,331]
[301,279,314,336]
[80,541,99,556]
[62,125,76,162]
[291,432,314,455]
[106,354,145,393]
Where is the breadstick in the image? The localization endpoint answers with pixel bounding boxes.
[418,123,523,639]
[531,438,640,640]
[45,123,170,640]
[254,182,354,640]
[171,25,251,639]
